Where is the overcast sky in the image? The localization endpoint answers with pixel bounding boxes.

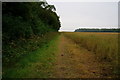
[47,0,119,32]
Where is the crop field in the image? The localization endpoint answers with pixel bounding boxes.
[64,32,119,61]
[63,32,120,77]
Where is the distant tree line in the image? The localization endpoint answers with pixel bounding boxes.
[3,2,61,43]
[75,28,120,32]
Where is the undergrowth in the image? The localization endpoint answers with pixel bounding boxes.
[3,32,60,77]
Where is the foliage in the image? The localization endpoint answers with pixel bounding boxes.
[75,28,120,32]
[2,2,61,42]
[2,2,61,70]
[3,33,60,78]
[3,32,59,67]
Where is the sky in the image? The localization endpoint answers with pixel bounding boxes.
[47,0,119,32]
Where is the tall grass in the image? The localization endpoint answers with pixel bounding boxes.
[64,32,119,76]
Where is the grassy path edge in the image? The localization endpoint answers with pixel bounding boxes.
[3,34,60,78]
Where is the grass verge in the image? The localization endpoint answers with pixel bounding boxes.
[3,33,60,78]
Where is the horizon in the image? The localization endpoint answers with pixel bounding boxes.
[47,1,119,32]
[59,27,120,32]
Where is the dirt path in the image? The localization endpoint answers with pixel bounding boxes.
[52,34,113,78]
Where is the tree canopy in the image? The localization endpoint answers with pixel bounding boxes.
[75,28,120,32]
[3,2,61,42]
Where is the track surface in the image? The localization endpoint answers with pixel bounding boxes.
[52,34,113,78]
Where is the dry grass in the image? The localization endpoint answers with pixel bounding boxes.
[63,32,119,76]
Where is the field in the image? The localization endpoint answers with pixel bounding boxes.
[3,32,120,78]
[63,32,120,77]
[64,32,119,63]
